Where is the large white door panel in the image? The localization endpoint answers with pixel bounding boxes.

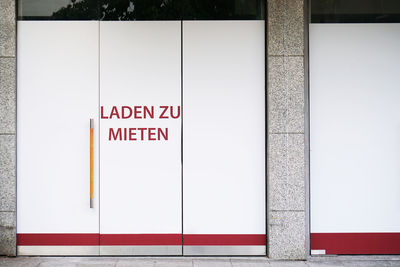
[17,19,266,256]
[310,24,400,233]
[99,21,182,236]
[183,21,265,239]
[17,21,99,234]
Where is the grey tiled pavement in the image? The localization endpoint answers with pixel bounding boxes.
[1,257,400,267]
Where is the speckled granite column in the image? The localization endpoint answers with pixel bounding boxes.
[267,0,306,259]
[0,0,17,256]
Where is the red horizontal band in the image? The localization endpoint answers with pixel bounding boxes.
[311,233,400,254]
[17,233,99,246]
[100,234,182,245]
[183,234,266,246]
[17,233,266,246]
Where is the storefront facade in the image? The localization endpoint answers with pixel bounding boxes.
[16,1,266,256]
[0,0,398,259]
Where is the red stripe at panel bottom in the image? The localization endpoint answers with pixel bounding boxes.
[17,234,181,246]
[100,234,182,245]
[17,234,99,246]
[183,234,266,246]
[311,233,400,254]
[17,234,266,246]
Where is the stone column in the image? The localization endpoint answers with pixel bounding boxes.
[0,0,17,256]
[267,0,307,259]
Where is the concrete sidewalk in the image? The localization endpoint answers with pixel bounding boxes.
[1,256,400,267]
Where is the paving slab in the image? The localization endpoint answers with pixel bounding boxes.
[231,258,269,267]
[269,261,307,267]
[1,256,400,267]
[192,258,233,267]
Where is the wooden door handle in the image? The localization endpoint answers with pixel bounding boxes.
[90,119,94,208]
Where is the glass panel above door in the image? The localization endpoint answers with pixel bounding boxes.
[18,0,265,20]
[18,0,99,20]
[182,0,265,20]
[312,0,400,23]
[100,0,182,21]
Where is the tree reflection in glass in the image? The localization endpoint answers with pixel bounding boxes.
[19,0,264,20]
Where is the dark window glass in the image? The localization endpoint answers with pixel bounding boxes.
[99,0,182,20]
[182,0,265,20]
[18,0,99,20]
[18,0,264,20]
[312,0,400,23]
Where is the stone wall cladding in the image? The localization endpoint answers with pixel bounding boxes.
[267,0,306,259]
[0,0,16,256]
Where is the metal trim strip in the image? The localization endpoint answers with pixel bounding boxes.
[18,246,99,256]
[183,234,266,245]
[183,245,266,256]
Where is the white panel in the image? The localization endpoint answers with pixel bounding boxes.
[17,21,99,233]
[310,24,400,232]
[183,21,265,235]
[100,22,182,234]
